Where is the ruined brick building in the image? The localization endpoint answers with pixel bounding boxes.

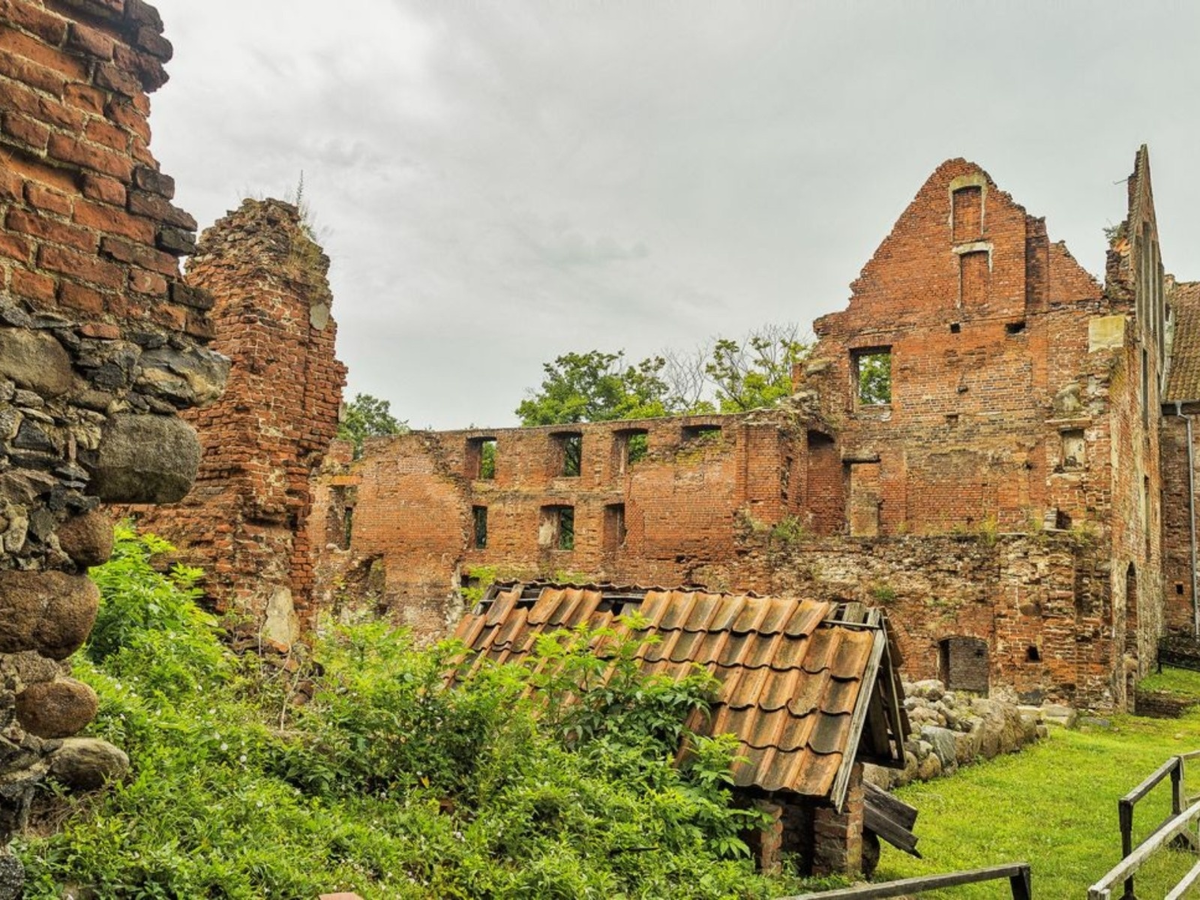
[124,199,346,650]
[312,148,1185,711]
[0,0,227,886]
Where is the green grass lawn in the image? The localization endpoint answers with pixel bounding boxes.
[874,675,1200,898]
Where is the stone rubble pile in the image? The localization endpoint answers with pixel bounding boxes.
[865,680,1047,791]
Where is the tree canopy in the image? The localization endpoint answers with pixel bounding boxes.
[338,392,407,458]
[515,325,809,426]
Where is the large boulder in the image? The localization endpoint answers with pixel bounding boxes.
[48,738,129,791]
[0,571,99,659]
[920,725,959,773]
[56,509,115,568]
[15,679,98,738]
[84,414,201,503]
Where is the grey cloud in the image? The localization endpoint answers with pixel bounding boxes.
[154,0,1200,429]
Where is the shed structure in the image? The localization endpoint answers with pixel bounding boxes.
[453,584,911,875]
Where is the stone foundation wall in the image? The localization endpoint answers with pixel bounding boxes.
[761,533,1116,707]
[126,199,345,649]
[0,0,226,885]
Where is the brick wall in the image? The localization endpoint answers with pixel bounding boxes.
[0,0,227,874]
[310,410,813,632]
[128,199,345,648]
[1162,412,1198,633]
[791,155,1163,708]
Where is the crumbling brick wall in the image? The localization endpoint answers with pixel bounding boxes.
[755,532,1113,706]
[1162,410,1199,634]
[790,155,1163,708]
[129,199,346,649]
[310,410,814,634]
[0,0,226,878]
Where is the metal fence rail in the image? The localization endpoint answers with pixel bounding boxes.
[778,862,1032,900]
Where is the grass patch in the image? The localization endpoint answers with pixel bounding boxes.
[1139,665,1200,698]
[878,709,1200,897]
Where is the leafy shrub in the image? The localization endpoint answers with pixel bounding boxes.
[19,527,813,899]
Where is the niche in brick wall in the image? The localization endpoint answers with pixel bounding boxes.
[939,636,989,694]
[847,461,882,537]
[604,503,626,550]
[952,185,983,243]
[805,432,843,535]
[959,249,990,307]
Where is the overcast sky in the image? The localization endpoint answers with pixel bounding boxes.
[151,1,1200,430]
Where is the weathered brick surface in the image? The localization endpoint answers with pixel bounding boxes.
[0,0,225,868]
[310,409,816,636]
[311,153,1169,711]
[127,200,346,648]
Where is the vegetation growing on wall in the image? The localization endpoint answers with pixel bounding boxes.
[19,527,817,899]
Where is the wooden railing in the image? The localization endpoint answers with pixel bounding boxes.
[779,862,1031,899]
[1087,752,1200,900]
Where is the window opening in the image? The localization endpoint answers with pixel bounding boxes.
[1005,321,1026,335]
[554,432,582,477]
[1125,563,1139,656]
[472,505,488,549]
[614,428,649,474]
[682,424,723,443]
[539,505,575,551]
[852,348,892,405]
[467,437,497,480]
[1026,646,1041,663]
[558,506,575,550]
[949,322,961,334]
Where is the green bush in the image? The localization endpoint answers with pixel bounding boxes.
[17,527,814,899]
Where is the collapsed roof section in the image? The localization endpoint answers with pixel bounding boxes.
[453,584,910,810]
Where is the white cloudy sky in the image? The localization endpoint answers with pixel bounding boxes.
[151,1,1200,430]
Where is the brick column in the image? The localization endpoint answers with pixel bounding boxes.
[811,762,864,876]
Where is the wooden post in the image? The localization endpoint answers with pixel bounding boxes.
[1119,799,1136,900]
[1008,864,1032,900]
[1172,758,1184,817]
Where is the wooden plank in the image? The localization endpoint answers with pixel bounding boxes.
[831,628,887,810]
[1122,757,1179,804]
[1088,799,1200,898]
[863,803,920,857]
[1165,857,1200,900]
[865,782,918,831]
[779,862,1030,899]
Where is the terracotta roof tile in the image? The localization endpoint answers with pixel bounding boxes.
[1167,282,1200,402]
[452,584,906,802]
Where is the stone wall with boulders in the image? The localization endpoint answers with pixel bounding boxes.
[863,680,1045,792]
[0,0,227,891]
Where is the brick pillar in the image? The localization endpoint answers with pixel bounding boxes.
[811,762,864,876]
[749,798,784,873]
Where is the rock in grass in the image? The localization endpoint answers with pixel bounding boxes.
[48,738,129,791]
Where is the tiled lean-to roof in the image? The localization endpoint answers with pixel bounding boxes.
[1166,282,1200,403]
[452,585,909,809]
